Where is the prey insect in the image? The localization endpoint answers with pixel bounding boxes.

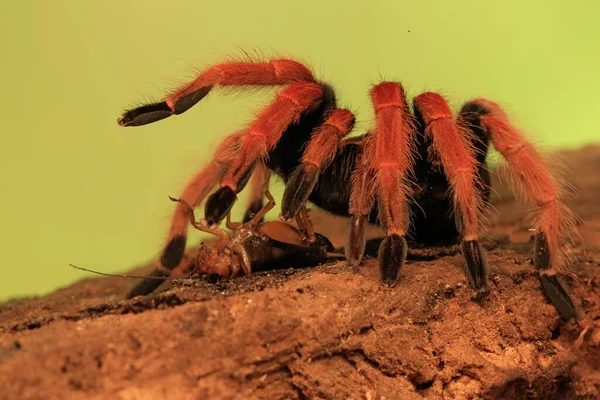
[127,190,336,298]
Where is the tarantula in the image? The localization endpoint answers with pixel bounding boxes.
[118,57,579,320]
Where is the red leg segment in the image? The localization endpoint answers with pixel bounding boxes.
[203,82,324,225]
[220,82,324,191]
[474,98,577,275]
[301,109,356,168]
[166,59,314,110]
[460,98,580,319]
[414,93,483,240]
[118,58,315,127]
[347,143,376,266]
[364,82,417,286]
[369,82,416,237]
[281,109,355,220]
[414,92,488,293]
[166,132,242,247]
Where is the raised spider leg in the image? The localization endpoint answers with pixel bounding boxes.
[413,93,489,296]
[204,82,324,225]
[120,58,319,297]
[280,109,355,220]
[459,99,580,319]
[118,59,315,127]
[366,82,416,286]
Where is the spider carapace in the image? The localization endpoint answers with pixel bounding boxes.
[118,57,579,321]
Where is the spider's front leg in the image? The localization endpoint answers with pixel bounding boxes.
[117,59,315,127]
[280,109,356,220]
[413,93,489,296]
[349,82,416,286]
[119,58,321,297]
[203,82,325,225]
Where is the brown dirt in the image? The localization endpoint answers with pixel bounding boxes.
[1,146,599,400]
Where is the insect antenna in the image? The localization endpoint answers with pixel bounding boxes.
[69,264,189,281]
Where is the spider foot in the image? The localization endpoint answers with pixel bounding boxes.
[539,274,578,321]
[346,215,367,267]
[378,234,408,287]
[533,231,551,270]
[281,165,319,221]
[117,102,174,127]
[205,186,237,226]
[461,240,490,296]
[533,232,579,320]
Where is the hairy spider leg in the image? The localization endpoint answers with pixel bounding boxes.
[118,59,315,127]
[367,82,417,286]
[347,144,377,265]
[169,136,239,252]
[413,92,489,295]
[460,99,579,320]
[204,82,324,225]
[281,109,356,220]
[243,163,271,223]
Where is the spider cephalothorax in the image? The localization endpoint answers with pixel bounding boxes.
[118,57,579,321]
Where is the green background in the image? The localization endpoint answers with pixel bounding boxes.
[1,1,598,302]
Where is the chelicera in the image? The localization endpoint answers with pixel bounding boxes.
[118,57,579,321]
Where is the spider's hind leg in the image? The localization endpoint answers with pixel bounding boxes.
[357,82,416,286]
[459,98,580,320]
[203,82,325,225]
[118,59,315,127]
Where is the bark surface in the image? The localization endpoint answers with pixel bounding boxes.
[1,146,599,400]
